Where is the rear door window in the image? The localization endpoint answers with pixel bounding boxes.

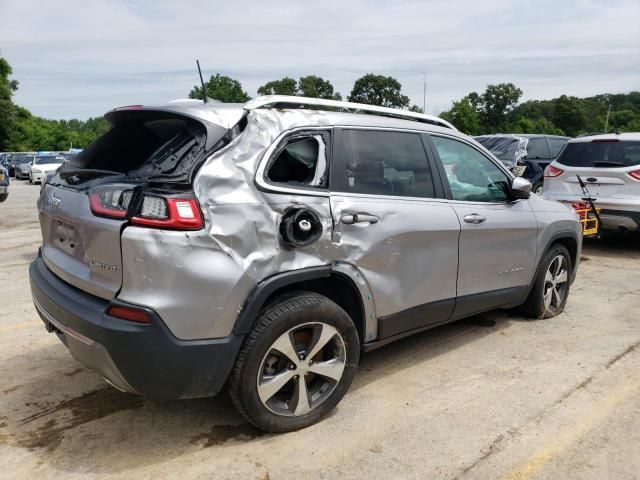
[335,129,436,198]
[526,138,550,159]
[556,141,640,168]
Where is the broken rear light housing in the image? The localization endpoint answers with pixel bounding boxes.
[89,185,203,230]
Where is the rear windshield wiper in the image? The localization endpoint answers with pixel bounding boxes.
[592,160,624,167]
[59,168,122,180]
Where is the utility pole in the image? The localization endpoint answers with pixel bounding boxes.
[604,104,611,133]
[422,72,427,113]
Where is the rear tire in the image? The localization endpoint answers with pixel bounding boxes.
[519,244,572,319]
[229,292,360,432]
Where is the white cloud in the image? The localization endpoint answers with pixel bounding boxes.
[0,0,638,118]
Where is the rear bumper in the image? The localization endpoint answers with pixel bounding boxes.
[543,194,640,231]
[29,255,244,400]
[598,209,640,231]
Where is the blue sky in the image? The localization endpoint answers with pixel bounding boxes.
[1,0,638,119]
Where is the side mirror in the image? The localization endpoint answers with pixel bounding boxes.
[510,176,532,199]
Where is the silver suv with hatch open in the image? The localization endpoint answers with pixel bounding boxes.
[30,96,582,432]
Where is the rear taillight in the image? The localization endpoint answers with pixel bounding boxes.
[629,170,640,181]
[130,196,203,230]
[106,305,151,324]
[544,165,564,177]
[89,185,133,219]
[89,186,203,230]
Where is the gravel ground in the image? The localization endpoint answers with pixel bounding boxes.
[1,180,639,480]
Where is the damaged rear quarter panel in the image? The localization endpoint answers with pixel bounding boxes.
[119,110,336,340]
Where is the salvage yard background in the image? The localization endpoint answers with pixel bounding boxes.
[1,181,639,479]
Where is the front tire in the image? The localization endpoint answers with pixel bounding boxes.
[520,244,572,319]
[229,292,360,432]
[533,181,544,195]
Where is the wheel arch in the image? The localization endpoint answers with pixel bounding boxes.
[233,265,373,344]
[525,230,579,300]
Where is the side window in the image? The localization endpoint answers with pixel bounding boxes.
[548,138,568,158]
[527,138,550,159]
[431,135,511,202]
[339,129,435,198]
[267,133,328,188]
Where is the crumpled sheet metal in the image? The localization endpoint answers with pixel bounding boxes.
[193,109,335,282]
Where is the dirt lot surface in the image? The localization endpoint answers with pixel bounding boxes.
[1,180,639,479]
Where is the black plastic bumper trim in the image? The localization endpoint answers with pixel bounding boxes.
[29,255,244,400]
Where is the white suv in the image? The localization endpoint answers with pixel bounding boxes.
[543,133,640,232]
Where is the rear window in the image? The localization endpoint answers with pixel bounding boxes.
[556,141,640,168]
[35,156,65,165]
[60,110,232,184]
[526,138,550,159]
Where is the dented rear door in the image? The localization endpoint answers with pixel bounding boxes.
[330,128,460,340]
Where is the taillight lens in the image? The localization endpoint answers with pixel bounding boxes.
[628,170,640,181]
[89,185,133,218]
[131,196,203,230]
[89,186,203,230]
[544,165,564,177]
[106,305,151,324]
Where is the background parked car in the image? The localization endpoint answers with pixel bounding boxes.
[543,133,640,232]
[14,154,37,180]
[7,153,23,177]
[473,134,543,194]
[0,164,9,202]
[474,134,569,194]
[28,154,66,184]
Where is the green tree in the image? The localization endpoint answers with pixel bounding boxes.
[297,75,341,100]
[189,74,250,102]
[509,116,564,135]
[478,83,523,132]
[257,77,298,96]
[348,74,410,108]
[551,95,587,137]
[409,105,424,113]
[440,96,481,135]
[0,53,19,151]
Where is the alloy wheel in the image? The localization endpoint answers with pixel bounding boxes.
[543,255,568,311]
[257,322,346,417]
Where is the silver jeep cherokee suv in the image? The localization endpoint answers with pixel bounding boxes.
[30,96,582,432]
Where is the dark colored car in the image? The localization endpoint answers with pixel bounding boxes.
[474,134,569,194]
[15,154,37,180]
[0,165,9,202]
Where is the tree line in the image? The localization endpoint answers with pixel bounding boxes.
[0,55,110,152]
[1,52,638,152]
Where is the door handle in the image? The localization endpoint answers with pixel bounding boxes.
[463,213,486,224]
[340,213,380,225]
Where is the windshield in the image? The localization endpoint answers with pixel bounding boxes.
[556,141,640,168]
[474,137,522,161]
[19,156,35,164]
[35,156,65,165]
